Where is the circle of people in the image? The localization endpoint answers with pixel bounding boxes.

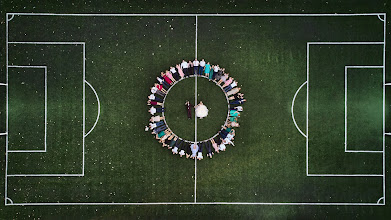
[146,59,246,160]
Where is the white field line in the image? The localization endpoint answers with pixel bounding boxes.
[291,81,308,138]
[5,14,9,205]
[5,13,386,206]
[194,15,198,203]
[0,83,7,86]
[377,15,385,22]
[382,14,386,204]
[5,42,85,178]
[307,42,384,45]
[4,202,385,206]
[377,197,385,204]
[344,66,384,153]
[82,43,86,176]
[385,83,391,86]
[306,42,385,177]
[7,174,84,177]
[194,26,198,202]
[84,80,101,137]
[8,13,386,17]
[8,41,85,45]
[0,133,8,135]
[7,14,14,21]
[8,65,47,153]
[306,43,309,176]
[307,174,383,177]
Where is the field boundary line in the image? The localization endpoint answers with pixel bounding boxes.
[4,202,385,206]
[7,65,47,153]
[344,65,384,153]
[8,13,386,17]
[84,80,101,138]
[4,12,387,206]
[291,81,307,138]
[9,41,85,44]
[306,42,384,177]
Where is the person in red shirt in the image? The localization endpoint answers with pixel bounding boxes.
[161,72,173,85]
[154,83,167,94]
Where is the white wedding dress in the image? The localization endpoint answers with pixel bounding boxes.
[195,104,209,118]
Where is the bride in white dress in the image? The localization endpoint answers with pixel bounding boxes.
[195,101,209,119]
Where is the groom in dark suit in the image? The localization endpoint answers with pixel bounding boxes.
[185,101,193,119]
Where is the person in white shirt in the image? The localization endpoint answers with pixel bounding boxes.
[149,121,165,130]
[230,106,243,112]
[148,94,163,103]
[193,59,200,75]
[170,66,180,80]
[197,152,203,160]
[199,59,206,75]
[150,115,164,122]
[181,60,189,77]
[172,145,178,154]
[150,86,165,97]
[219,143,226,151]
[190,143,199,159]
[149,106,165,115]
[212,64,219,80]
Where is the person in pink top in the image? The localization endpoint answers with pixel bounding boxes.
[161,72,173,85]
[223,77,233,87]
[165,70,176,83]
[176,64,185,78]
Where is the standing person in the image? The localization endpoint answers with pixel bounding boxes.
[212,64,220,80]
[190,142,199,159]
[185,142,191,158]
[150,115,164,122]
[217,73,229,85]
[157,75,170,89]
[222,77,233,88]
[181,60,189,77]
[224,80,238,92]
[199,59,206,75]
[149,106,165,115]
[188,60,194,76]
[148,93,163,103]
[205,141,213,158]
[147,100,163,106]
[211,138,220,153]
[185,101,193,119]
[170,66,180,80]
[229,110,240,117]
[151,86,165,97]
[161,72,173,85]
[226,87,241,96]
[197,142,204,160]
[155,83,167,94]
[205,62,212,79]
[229,98,246,105]
[193,58,200,75]
[230,106,243,111]
[176,64,185,78]
[149,121,165,130]
[165,70,176,83]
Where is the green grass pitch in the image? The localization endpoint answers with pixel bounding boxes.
[0,1,390,219]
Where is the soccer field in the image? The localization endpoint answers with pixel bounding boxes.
[1,2,390,219]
